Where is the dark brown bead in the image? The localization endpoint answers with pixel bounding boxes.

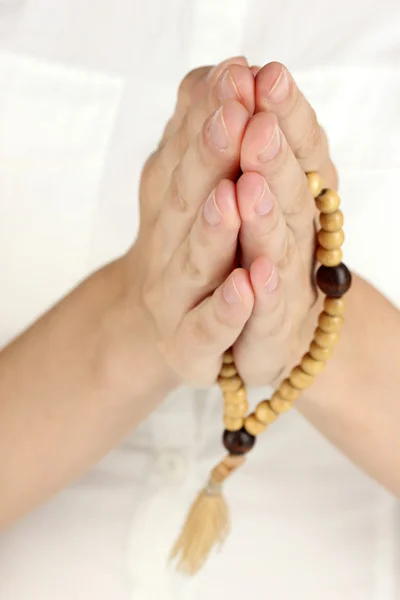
[223,427,256,455]
[316,263,352,298]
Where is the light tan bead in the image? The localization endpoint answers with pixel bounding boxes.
[223,416,244,432]
[244,413,268,436]
[270,393,293,414]
[316,247,343,267]
[255,400,279,425]
[324,297,346,316]
[316,188,340,214]
[278,379,301,402]
[223,349,234,364]
[224,387,247,405]
[301,353,326,376]
[314,327,339,349]
[318,229,345,251]
[224,400,249,418]
[307,172,324,198]
[220,363,237,378]
[289,366,315,390]
[318,312,344,333]
[318,229,345,253]
[309,341,334,361]
[320,210,344,232]
[218,375,242,392]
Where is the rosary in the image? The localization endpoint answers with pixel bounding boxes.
[171,172,352,575]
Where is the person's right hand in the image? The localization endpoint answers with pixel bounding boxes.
[124,59,255,386]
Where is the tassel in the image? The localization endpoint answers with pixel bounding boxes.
[170,454,245,575]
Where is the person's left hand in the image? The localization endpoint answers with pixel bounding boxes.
[233,63,338,385]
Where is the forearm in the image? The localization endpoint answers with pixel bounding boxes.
[0,257,174,526]
[297,275,400,496]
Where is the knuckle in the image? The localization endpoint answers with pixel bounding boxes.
[285,176,310,216]
[141,278,159,317]
[298,116,325,160]
[277,227,297,270]
[168,165,189,213]
[179,237,205,284]
[190,311,216,347]
[264,136,291,181]
[178,68,205,103]
[196,121,216,169]
[266,308,292,339]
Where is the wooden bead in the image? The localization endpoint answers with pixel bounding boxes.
[320,210,344,232]
[316,263,352,298]
[301,353,326,376]
[309,341,334,361]
[223,349,234,364]
[224,401,249,418]
[318,312,344,333]
[223,427,256,455]
[289,366,315,390]
[255,400,279,425]
[223,416,244,432]
[314,327,339,348]
[318,229,345,250]
[316,247,343,267]
[220,363,237,378]
[316,188,340,214]
[244,413,268,436]
[278,379,301,402]
[224,387,247,405]
[270,393,293,413]
[307,172,324,198]
[218,375,242,392]
[324,297,346,316]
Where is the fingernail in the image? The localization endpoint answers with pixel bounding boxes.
[268,67,290,103]
[257,123,281,162]
[265,267,279,292]
[203,190,222,225]
[223,277,243,304]
[208,106,230,150]
[218,69,239,102]
[255,181,274,216]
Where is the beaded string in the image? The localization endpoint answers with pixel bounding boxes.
[171,172,352,575]
[219,172,351,458]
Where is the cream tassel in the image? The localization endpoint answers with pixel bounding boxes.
[170,454,245,575]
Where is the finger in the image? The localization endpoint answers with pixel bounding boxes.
[240,111,316,252]
[237,171,287,268]
[250,65,261,77]
[175,268,254,384]
[235,257,291,385]
[159,63,254,172]
[255,62,337,188]
[160,56,251,148]
[154,99,250,265]
[165,179,240,320]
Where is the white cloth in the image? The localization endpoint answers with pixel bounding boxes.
[0,0,399,598]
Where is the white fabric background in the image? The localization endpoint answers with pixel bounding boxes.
[0,1,399,599]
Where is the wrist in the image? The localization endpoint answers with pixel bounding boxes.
[98,256,178,409]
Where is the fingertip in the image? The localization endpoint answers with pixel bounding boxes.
[255,62,293,106]
[249,256,279,294]
[214,179,240,229]
[225,64,255,115]
[222,98,251,137]
[229,268,255,307]
[237,171,272,221]
[240,111,279,171]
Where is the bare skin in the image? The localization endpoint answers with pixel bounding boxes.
[0,57,398,528]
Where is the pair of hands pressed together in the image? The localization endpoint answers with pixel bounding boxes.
[129,57,338,390]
